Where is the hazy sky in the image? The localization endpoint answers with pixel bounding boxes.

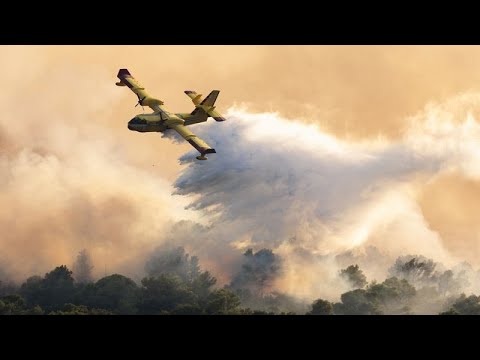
[2,46,480,295]
[41,45,480,136]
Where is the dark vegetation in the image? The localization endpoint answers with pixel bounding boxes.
[0,248,478,315]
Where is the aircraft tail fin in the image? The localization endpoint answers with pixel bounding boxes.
[200,90,219,107]
[184,90,226,122]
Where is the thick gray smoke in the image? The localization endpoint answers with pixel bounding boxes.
[73,249,94,284]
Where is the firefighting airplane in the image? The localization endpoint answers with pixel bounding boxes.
[116,69,226,160]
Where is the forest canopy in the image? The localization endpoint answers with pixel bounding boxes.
[0,247,478,315]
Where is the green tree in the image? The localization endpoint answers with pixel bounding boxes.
[146,247,217,301]
[0,280,17,297]
[366,277,416,314]
[334,289,382,315]
[24,305,44,315]
[230,249,281,293]
[0,294,25,315]
[226,286,306,314]
[334,277,416,315]
[42,265,75,310]
[146,247,200,283]
[340,265,367,289]
[205,288,241,315]
[389,255,437,287]
[50,303,113,315]
[19,276,42,305]
[171,303,203,315]
[307,299,334,315]
[368,277,416,302]
[0,294,44,315]
[138,275,198,314]
[437,270,467,297]
[238,308,276,315]
[20,266,75,311]
[81,274,140,314]
[439,309,460,315]
[191,271,217,301]
[439,294,480,315]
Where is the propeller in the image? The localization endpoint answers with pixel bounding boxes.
[135,96,146,112]
[135,96,146,107]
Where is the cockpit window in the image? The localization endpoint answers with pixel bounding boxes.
[130,117,147,125]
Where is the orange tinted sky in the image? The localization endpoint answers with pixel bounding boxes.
[2,45,480,280]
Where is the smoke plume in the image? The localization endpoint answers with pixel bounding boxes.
[0,47,194,281]
[170,95,480,301]
[2,46,480,308]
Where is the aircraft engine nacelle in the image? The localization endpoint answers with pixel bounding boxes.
[140,96,164,107]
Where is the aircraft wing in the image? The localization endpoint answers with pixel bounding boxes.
[170,124,216,158]
[116,69,164,111]
[184,90,227,124]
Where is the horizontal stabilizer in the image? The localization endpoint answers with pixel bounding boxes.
[207,107,227,122]
[185,90,203,105]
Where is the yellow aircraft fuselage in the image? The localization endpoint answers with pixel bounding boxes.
[127,110,183,133]
[116,68,226,160]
